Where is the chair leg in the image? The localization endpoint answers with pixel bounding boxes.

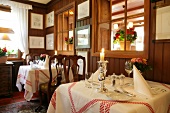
[35,90,43,112]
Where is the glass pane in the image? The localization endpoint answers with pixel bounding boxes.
[63,32,68,50]
[58,13,63,32]
[127,0,144,51]
[111,0,125,50]
[0,34,18,58]
[57,33,62,50]
[69,8,74,30]
[97,22,110,51]
[63,11,69,31]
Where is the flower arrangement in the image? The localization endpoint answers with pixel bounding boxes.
[0,47,7,57]
[65,37,73,45]
[40,54,46,61]
[131,58,152,73]
[114,28,137,44]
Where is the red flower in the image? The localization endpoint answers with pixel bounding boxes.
[2,47,7,52]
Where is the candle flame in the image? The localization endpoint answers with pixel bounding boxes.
[101,48,104,53]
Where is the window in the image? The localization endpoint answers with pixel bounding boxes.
[0,6,20,59]
[92,0,150,58]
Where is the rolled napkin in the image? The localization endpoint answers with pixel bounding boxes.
[43,55,49,68]
[133,65,153,97]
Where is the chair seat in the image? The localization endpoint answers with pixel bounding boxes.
[39,82,57,93]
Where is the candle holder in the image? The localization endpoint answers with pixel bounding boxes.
[97,60,108,93]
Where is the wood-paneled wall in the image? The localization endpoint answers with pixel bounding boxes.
[27,0,170,84]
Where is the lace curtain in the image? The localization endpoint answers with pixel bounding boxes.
[0,0,32,58]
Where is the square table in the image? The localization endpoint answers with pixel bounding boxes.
[16,65,68,101]
[47,78,170,113]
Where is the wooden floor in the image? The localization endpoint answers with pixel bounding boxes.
[0,91,39,106]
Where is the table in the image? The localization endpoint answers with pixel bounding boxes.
[47,78,170,113]
[16,65,69,101]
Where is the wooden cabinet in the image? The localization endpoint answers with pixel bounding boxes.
[55,2,75,55]
[0,62,13,96]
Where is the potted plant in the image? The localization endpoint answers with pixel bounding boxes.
[113,28,137,50]
[0,47,8,63]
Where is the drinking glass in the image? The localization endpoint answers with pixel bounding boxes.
[125,61,133,77]
[85,72,93,88]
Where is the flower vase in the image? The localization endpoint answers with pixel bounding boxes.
[0,56,7,63]
[119,41,131,50]
[69,44,73,51]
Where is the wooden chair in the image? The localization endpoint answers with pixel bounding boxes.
[38,54,66,109]
[24,53,33,65]
[64,55,86,83]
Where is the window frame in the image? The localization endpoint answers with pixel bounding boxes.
[91,0,150,59]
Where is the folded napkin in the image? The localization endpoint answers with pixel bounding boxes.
[133,65,153,97]
[43,55,49,68]
[90,69,100,82]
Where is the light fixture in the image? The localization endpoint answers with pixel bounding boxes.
[127,22,133,28]
[0,27,14,34]
[0,33,10,40]
[113,24,119,29]
[69,11,74,15]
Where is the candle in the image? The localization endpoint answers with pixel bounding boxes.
[100,48,105,61]
[55,50,57,55]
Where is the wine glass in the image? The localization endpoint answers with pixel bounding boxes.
[125,61,133,77]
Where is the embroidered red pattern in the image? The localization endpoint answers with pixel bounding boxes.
[51,91,57,109]
[68,83,155,113]
[26,80,32,86]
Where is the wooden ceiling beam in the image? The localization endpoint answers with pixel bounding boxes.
[112,0,126,5]
[112,13,144,23]
[112,5,144,16]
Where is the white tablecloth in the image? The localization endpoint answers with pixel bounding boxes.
[47,78,170,113]
[16,65,70,101]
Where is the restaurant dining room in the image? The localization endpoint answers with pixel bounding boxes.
[0,0,170,113]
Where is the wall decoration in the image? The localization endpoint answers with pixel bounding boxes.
[75,25,91,49]
[156,5,170,40]
[29,36,44,49]
[46,33,54,50]
[31,13,43,29]
[46,11,54,28]
[77,0,90,20]
[77,51,88,74]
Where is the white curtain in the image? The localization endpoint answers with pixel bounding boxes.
[0,0,32,59]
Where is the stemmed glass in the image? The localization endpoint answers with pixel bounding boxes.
[125,61,133,77]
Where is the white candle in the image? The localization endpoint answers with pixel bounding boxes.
[100,48,105,61]
[55,50,57,55]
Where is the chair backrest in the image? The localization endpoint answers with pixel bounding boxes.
[25,53,33,65]
[64,55,86,83]
[48,54,66,93]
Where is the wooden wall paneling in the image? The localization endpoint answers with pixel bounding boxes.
[114,58,120,75]
[107,58,115,75]
[119,59,126,76]
[147,2,156,81]
[153,43,163,82]
[162,43,170,84]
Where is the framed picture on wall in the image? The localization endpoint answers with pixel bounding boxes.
[46,33,54,50]
[75,25,91,49]
[46,11,54,28]
[31,13,43,29]
[29,36,44,49]
[77,0,90,20]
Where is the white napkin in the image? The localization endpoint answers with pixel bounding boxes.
[43,55,49,68]
[90,69,100,82]
[133,65,153,97]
